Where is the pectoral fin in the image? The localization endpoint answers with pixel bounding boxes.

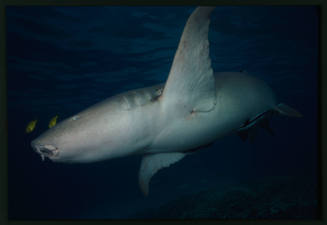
[161,7,216,113]
[139,152,185,196]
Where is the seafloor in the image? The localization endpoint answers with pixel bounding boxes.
[132,176,318,219]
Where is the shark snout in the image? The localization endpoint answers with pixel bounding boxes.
[31,140,59,161]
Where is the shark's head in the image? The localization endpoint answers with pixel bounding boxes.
[30,115,93,163]
[31,108,132,163]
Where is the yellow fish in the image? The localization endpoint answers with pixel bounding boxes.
[26,120,37,133]
[49,115,58,128]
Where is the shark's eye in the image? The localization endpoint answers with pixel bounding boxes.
[155,87,163,95]
[71,115,80,121]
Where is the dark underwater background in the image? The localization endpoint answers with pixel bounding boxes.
[6,6,319,219]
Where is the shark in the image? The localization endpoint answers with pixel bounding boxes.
[31,7,302,196]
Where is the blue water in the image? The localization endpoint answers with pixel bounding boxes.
[7,6,319,219]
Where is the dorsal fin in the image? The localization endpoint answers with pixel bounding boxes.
[161,7,216,114]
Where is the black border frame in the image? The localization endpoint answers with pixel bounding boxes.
[1,0,326,225]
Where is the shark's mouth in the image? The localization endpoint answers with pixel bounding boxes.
[34,144,59,161]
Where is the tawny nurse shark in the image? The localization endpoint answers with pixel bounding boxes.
[31,7,302,195]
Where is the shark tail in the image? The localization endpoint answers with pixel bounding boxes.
[274,103,303,117]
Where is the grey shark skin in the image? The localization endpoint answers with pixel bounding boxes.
[31,7,302,195]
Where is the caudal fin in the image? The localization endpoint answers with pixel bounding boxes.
[275,103,303,117]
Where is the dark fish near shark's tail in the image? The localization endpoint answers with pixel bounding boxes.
[238,103,302,143]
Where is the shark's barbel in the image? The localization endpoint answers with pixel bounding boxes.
[31,7,302,196]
